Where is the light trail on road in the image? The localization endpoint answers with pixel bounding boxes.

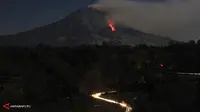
[91,91,132,112]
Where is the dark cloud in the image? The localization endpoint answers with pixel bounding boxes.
[95,0,200,41]
[133,0,168,2]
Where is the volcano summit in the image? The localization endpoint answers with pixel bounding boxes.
[0,6,173,46]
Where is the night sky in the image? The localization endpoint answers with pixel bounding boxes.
[0,0,93,34]
[0,0,200,41]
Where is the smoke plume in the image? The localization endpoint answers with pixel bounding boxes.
[93,0,200,41]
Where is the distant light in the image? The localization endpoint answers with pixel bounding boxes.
[160,64,164,67]
[133,97,137,100]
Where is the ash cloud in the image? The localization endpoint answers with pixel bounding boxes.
[94,0,200,41]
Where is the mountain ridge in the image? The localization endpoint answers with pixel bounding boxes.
[0,7,173,46]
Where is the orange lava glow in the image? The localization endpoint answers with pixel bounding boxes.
[107,19,116,32]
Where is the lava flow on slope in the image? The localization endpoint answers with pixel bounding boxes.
[107,19,116,32]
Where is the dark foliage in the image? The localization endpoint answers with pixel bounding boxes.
[0,42,200,112]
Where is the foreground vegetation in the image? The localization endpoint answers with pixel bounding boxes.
[0,41,200,112]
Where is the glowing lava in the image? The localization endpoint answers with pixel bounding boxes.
[91,92,132,112]
[107,19,116,32]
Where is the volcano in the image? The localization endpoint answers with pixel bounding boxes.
[0,7,173,46]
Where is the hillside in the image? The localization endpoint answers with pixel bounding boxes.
[0,7,173,46]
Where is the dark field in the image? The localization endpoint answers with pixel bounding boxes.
[0,42,200,112]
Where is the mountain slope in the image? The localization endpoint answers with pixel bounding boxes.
[0,7,173,46]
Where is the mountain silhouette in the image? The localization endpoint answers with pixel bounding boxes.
[0,7,173,46]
